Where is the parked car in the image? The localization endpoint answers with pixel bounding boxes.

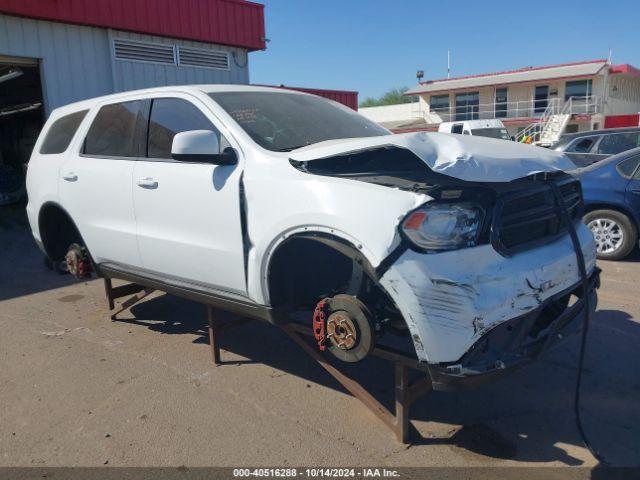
[438,119,511,140]
[0,163,25,205]
[574,147,640,260]
[552,126,640,167]
[26,85,598,389]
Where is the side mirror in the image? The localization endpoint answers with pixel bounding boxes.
[171,130,237,165]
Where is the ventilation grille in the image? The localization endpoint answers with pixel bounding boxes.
[113,40,175,64]
[177,47,229,70]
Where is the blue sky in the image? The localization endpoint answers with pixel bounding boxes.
[250,0,640,101]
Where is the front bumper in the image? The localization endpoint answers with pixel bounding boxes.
[427,267,599,390]
[379,222,597,364]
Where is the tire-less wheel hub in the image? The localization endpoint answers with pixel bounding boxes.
[588,218,624,254]
[326,311,357,350]
[312,294,375,363]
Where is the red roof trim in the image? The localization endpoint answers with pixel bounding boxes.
[0,0,266,51]
[610,64,640,77]
[420,59,607,85]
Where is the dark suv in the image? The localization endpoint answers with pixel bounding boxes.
[552,127,640,167]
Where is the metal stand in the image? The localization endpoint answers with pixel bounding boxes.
[103,278,433,444]
[104,278,155,320]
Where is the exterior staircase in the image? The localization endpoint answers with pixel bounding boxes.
[538,113,570,146]
[517,96,600,146]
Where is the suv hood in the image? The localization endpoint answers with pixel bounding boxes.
[290,132,574,183]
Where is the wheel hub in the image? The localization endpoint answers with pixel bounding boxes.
[326,311,357,350]
[588,218,623,254]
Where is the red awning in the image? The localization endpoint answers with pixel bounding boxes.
[0,0,266,51]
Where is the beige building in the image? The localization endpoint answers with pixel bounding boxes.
[365,60,640,145]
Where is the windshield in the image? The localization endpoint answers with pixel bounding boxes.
[471,127,511,140]
[209,91,389,152]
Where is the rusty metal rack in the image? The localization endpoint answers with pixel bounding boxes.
[104,278,433,443]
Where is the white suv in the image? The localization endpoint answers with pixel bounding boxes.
[27,85,598,389]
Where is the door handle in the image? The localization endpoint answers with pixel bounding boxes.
[136,177,158,189]
[631,188,640,194]
[62,172,78,182]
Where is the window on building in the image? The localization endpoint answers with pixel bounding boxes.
[455,92,479,121]
[534,85,549,114]
[147,98,222,159]
[495,88,508,118]
[567,137,596,153]
[429,94,449,113]
[596,133,640,156]
[84,101,146,157]
[40,110,88,154]
[616,155,640,179]
[565,80,592,101]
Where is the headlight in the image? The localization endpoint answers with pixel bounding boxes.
[401,203,483,252]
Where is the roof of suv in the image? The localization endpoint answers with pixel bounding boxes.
[49,84,308,117]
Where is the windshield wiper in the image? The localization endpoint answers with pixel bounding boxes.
[276,144,310,152]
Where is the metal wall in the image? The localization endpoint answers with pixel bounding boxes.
[109,29,249,94]
[0,14,250,115]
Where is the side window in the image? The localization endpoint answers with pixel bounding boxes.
[616,155,640,179]
[39,110,88,154]
[147,98,222,159]
[84,100,146,157]
[568,137,595,153]
[596,133,640,156]
[451,124,464,134]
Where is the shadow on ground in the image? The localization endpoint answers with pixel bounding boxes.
[120,293,640,467]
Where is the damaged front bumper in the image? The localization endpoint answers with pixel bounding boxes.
[428,267,599,390]
[379,221,598,389]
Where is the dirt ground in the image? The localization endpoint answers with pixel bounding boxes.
[1,204,638,468]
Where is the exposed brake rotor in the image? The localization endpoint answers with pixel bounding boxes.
[312,294,375,363]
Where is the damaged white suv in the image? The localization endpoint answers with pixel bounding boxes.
[27,85,599,389]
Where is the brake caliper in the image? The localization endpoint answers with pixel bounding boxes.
[312,298,329,351]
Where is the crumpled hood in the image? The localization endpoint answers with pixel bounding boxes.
[290,132,575,182]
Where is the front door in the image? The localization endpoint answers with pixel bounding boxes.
[132,95,247,296]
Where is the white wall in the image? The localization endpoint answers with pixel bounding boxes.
[358,102,421,123]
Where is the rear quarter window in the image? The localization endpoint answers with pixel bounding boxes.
[616,155,640,179]
[39,110,88,154]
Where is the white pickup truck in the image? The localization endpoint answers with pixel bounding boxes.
[26,85,598,389]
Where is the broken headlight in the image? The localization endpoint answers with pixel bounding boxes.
[401,203,483,252]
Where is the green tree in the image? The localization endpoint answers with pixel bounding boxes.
[359,87,416,108]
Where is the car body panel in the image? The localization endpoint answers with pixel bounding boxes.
[289,131,573,183]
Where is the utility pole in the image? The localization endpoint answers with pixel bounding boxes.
[447,49,451,78]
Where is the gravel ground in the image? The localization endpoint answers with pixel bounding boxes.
[1,204,638,467]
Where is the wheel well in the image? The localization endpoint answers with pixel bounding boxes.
[266,236,401,322]
[584,203,638,232]
[267,237,354,311]
[38,204,83,261]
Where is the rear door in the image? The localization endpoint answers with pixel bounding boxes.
[621,155,640,214]
[132,94,246,295]
[59,99,146,267]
